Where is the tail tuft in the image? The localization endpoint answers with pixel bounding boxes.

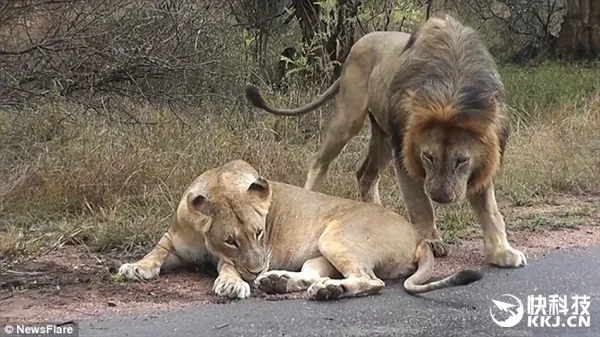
[244,85,267,110]
[452,269,484,286]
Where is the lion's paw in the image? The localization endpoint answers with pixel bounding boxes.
[307,280,344,301]
[118,262,160,281]
[487,246,527,268]
[428,239,449,258]
[213,276,251,299]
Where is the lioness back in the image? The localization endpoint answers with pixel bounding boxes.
[266,181,420,272]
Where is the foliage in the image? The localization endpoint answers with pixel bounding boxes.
[441,0,567,61]
[0,0,246,111]
[1,0,599,272]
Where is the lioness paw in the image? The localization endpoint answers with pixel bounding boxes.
[255,271,313,294]
[213,276,251,299]
[118,262,160,281]
[255,272,290,294]
[307,280,344,301]
[487,246,527,268]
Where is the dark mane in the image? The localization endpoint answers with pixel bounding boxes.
[387,15,509,191]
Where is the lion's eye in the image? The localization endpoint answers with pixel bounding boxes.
[455,157,469,169]
[422,152,434,164]
[256,229,264,240]
[224,236,238,248]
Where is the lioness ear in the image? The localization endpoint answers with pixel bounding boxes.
[248,177,270,199]
[187,192,213,217]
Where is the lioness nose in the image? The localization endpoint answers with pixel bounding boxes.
[248,267,263,275]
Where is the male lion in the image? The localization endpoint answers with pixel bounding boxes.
[244,15,526,268]
[118,160,482,300]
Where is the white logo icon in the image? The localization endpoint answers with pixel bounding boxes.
[4,325,14,334]
[490,294,525,328]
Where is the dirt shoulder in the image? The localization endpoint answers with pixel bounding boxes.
[1,195,599,324]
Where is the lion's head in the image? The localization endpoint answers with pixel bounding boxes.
[389,15,509,204]
[184,160,272,282]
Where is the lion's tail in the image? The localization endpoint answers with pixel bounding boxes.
[403,239,483,294]
[244,79,340,116]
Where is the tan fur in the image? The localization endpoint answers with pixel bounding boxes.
[118,160,482,300]
[244,15,526,268]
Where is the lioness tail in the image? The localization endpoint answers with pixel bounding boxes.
[403,240,483,294]
[244,79,340,116]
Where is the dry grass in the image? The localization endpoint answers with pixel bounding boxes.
[0,62,599,263]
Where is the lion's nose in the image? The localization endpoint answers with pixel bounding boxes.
[431,191,454,204]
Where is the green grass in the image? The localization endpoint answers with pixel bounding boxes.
[1,62,599,265]
[500,61,600,122]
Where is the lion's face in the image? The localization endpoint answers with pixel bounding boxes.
[413,125,487,204]
[186,161,272,282]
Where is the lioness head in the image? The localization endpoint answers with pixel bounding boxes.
[185,160,272,282]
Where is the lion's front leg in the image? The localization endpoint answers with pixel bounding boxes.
[392,161,448,257]
[468,182,526,268]
[118,232,182,281]
[213,260,251,299]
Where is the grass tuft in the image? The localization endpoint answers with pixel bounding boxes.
[0,62,598,262]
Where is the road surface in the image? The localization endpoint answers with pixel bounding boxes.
[80,247,600,337]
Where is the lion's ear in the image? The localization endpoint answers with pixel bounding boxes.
[406,88,419,99]
[187,192,213,217]
[403,88,420,114]
[489,91,498,105]
[248,177,270,199]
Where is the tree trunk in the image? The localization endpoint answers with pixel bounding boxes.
[292,0,323,46]
[557,0,600,59]
[291,0,359,82]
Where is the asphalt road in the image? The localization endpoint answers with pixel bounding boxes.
[80,247,600,337]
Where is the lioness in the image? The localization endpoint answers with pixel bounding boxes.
[244,15,526,268]
[118,160,482,300]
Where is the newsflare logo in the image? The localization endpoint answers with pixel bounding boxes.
[489,293,591,328]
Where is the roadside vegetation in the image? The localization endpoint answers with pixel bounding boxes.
[1,0,598,275]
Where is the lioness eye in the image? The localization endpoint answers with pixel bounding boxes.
[224,236,238,248]
[256,229,263,239]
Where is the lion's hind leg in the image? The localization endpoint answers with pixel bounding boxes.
[304,64,369,192]
[356,114,391,205]
[118,232,183,281]
[307,272,385,301]
[255,256,340,294]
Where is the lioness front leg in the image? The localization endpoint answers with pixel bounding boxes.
[213,260,251,299]
[255,257,340,294]
[393,161,448,257]
[468,182,526,268]
[118,232,182,281]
